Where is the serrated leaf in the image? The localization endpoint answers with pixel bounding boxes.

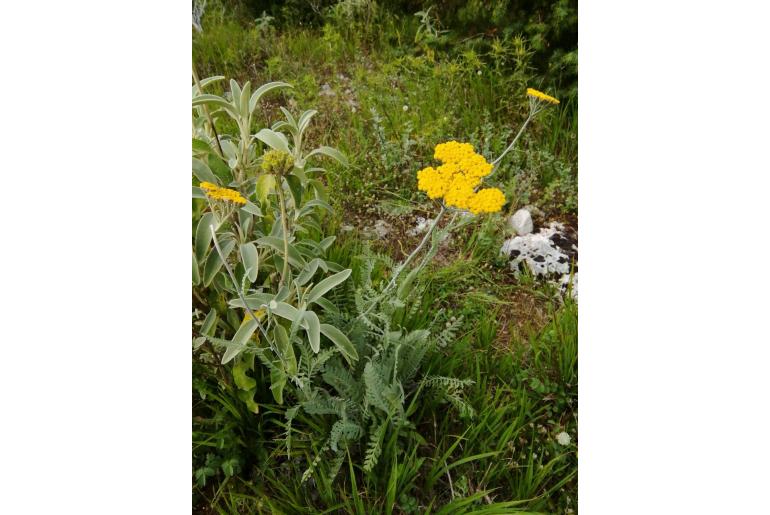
[306,269,352,304]
[240,243,258,282]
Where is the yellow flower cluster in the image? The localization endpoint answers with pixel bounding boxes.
[261,149,295,176]
[526,88,560,105]
[417,141,505,214]
[200,182,247,205]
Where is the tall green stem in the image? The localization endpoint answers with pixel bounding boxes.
[210,225,269,341]
[276,180,291,289]
[358,205,446,320]
[489,113,533,176]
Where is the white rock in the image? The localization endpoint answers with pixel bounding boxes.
[500,222,576,278]
[407,216,431,236]
[509,209,534,235]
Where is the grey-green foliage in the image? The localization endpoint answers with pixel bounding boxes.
[294,250,474,481]
[193,75,355,414]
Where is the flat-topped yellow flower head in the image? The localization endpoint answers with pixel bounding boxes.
[526,88,560,105]
[416,141,505,214]
[200,182,247,205]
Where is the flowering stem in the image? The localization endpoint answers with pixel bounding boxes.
[489,113,534,175]
[385,205,445,292]
[276,180,291,289]
[210,225,269,342]
[357,205,445,321]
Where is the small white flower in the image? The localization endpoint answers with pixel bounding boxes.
[556,431,571,446]
[477,70,482,75]
[402,105,409,112]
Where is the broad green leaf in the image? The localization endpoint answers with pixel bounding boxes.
[233,354,257,390]
[191,94,238,118]
[319,236,336,251]
[203,238,235,287]
[192,251,200,285]
[273,325,297,376]
[239,81,251,118]
[303,311,321,353]
[192,157,217,184]
[192,138,212,154]
[194,213,216,261]
[313,297,339,314]
[304,146,348,167]
[296,258,321,286]
[221,315,259,364]
[285,175,303,208]
[192,186,205,199]
[306,269,352,304]
[255,128,290,153]
[249,81,292,114]
[279,107,298,131]
[268,301,308,329]
[321,324,358,364]
[208,154,232,183]
[298,199,332,218]
[255,174,276,204]
[229,292,273,310]
[220,139,238,161]
[240,201,262,217]
[297,109,318,134]
[192,75,224,96]
[237,388,259,414]
[270,367,286,404]
[229,79,241,107]
[240,243,258,282]
[257,236,306,268]
[193,336,206,350]
[201,309,218,336]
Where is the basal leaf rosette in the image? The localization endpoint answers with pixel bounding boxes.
[416,141,504,215]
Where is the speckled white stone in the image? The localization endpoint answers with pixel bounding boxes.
[509,209,534,235]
